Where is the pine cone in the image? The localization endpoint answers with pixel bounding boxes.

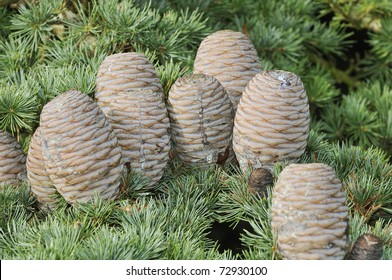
[96,52,163,114]
[168,74,234,167]
[271,163,349,260]
[194,30,261,111]
[0,129,26,186]
[248,168,273,197]
[26,127,57,210]
[95,52,169,186]
[349,234,383,260]
[233,70,309,173]
[28,90,123,204]
[106,89,170,186]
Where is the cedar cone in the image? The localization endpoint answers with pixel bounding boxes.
[95,52,168,186]
[106,89,170,186]
[0,129,26,186]
[233,70,309,174]
[26,127,57,210]
[27,90,123,205]
[194,30,261,111]
[271,163,349,260]
[95,52,163,115]
[349,234,383,260]
[248,168,273,197]
[168,74,234,167]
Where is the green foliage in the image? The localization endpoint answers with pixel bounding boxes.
[156,59,191,96]
[0,166,232,260]
[0,217,84,260]
[0,184,35,231]
[331,144,392,221]
[0,36,36,80]
[34,63,97,100]
[76,225,164,260]
[9,0,65,52]
[370,17,392,63]
[0,81,39,138]
[302,67,341,113]
[0,7,13,38]
[216,174,277,259]
[321,0,392,31]
[320,0,392,87]
[362,17,392,85]
[318,105,347,142]
[342,95,381,147]
[320,81,392,154]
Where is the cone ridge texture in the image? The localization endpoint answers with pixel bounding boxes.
[106,89,170,186]
[194,30,261,111]
[233,70,309,173]
[271,163,349,260]
[168,74,234,167]
[26,127,57,210]
[27,90,123,205]
[96,52,163,114]
[0,129,26,186]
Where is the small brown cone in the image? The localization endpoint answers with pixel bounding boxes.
[194,30,261,111]
[36,90,123,204]
[168,74,234,167]
[106,89,170,186]
[271,163,349,260]
[96,52,163,114]
[233,70,309,173]
[248,168,273,197]
[349,234,383,260]
[0,129,26,186]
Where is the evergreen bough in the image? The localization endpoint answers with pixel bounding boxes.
[0,0,391,260]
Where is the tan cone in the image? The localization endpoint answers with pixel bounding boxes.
[233,70,309,173]
[106,89,170,186]
[194,30,261,111]
[168,74,234,167]
[26,127,57,210]
[96,52,163,114]
[35,90,123,204]
[0,129,26,186]
[271,163,349,260]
